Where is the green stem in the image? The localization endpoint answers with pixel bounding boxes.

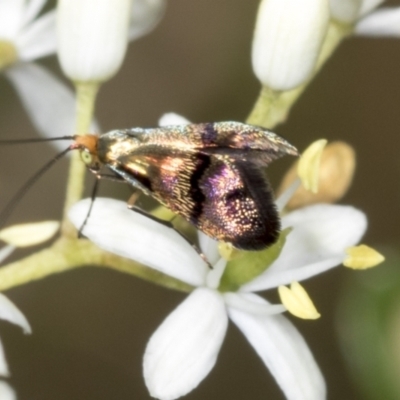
[61,81,100,237]
[0,238,192,293]
[247,20,353,129]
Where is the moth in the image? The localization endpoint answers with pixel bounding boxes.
[71,121,298,251]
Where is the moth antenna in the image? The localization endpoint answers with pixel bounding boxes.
[77,177,100,238]
[0,146,73,229]
[0,136,75,145]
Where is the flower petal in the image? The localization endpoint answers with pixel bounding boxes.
[0,381,16,399]
[69,198,208,286]
[144,288,228,400]
[228,293,326,400]
[242,204,366,291]
[5,62,98,151]
[0,246,15,264]
[16,10,57,61]
[0,0,24,39]
[0,293,31,334]
[0,221,59,247]
[0,340,9,377]
[158,112,190,127]
[356,7,400,37]
[358,0,385,18]
[198,231,220,266]
[224,292,285,315]
[129,0,166,41]
[21,0,47,26]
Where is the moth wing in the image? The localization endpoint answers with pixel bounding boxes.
[197,157,280,250]
[112,146,279,250]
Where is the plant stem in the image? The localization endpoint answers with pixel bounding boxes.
[247,21,353,129]
[0,238,192,293]
[61,81,100,237]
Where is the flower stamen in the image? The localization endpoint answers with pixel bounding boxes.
[0,41,18,71]
[343,244,385,269]
[278,281,321,319]
[298,139,327,193]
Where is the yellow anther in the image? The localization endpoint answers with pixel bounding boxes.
[218,241,238,261]
[343,244,385,270]
[0,40,18,70]
[278,141,355,210]
[0,221,60,247]
[298,139,327,193]
[278,281,321,320]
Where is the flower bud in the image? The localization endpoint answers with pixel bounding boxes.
[252,0,329,91]
[329,0,362,23]
[57,0,132,82]
[277,141,355,210]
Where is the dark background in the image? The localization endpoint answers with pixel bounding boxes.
[1,1,400,399]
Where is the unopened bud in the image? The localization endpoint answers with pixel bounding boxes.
[252,0,329,91]
[277,141,355,210]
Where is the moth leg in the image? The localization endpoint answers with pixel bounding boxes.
[77,177,100,238]
[127,191,141,208]
[93,172,126,183]
[128,205,212,268]
[78,173,126,239]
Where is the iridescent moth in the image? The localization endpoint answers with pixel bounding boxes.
[72,122,298,250]
[0,122,297,251]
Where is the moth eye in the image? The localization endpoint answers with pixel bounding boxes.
[80,150,93,165]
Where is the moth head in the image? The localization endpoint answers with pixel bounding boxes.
[74,134,101,171]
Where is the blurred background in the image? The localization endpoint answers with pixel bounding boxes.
[1,0,400,399]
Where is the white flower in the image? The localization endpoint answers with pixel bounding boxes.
[0,0,165,148]
[69,195,366,400]
[329,0,400,37]
[0,245,32,398]
[252,0,330,91]
[57,0,166,82]
[355,6,400,37]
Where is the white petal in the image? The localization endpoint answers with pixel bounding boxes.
[356,7,400,37]
[276,179,301,212]
[5,63,98,151]
[0,340,9,377]
[198,231,220,266]
[358,0,385,18]
[329,0,362,23]
[228,293,326,400]
[69,198,208,286]
[0,221,59,247]
[21,0,46,26]
[129,0,166,41]
[144,288,228,400]
[252,0,330,90]
[244,256,344,292]
[224,292,285,316]
[57,0,132,81]
[242,204,366,292]
[0,293,31,334]
[205,258,227,289]
[0,0,24,39]
[0,381,16,399]
[0,246,15,264]
[16,11,57,61]
[158,113,190,127]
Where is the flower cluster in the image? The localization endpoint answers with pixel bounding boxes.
[0,0,393,399]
